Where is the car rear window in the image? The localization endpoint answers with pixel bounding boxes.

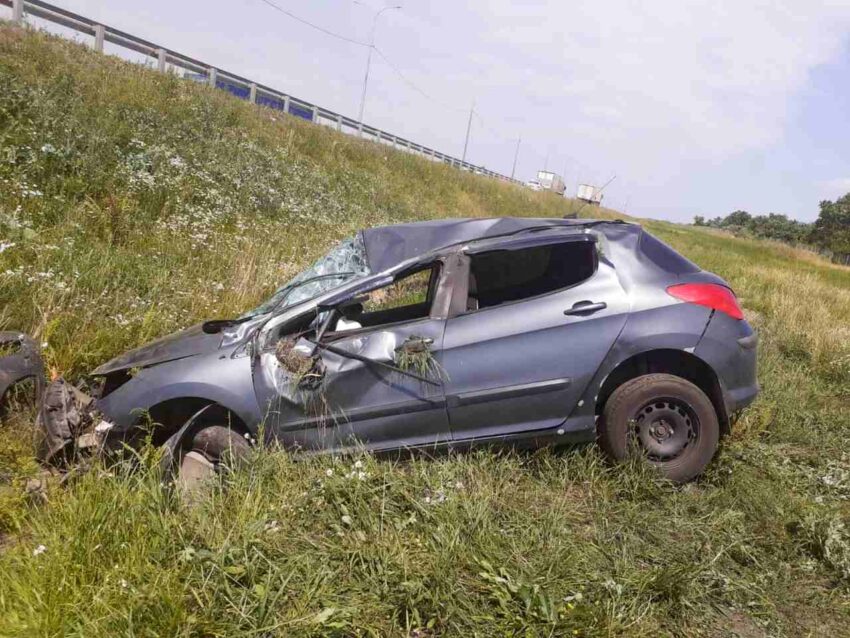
[469,240,597,309]
[639,231,701,275]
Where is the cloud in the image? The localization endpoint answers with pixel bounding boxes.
[454,0,850,170]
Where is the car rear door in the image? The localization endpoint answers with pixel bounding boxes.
[442,234,629,440]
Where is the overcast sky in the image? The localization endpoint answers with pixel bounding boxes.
[8,0,850,221]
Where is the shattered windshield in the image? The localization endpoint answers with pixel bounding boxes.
[246,233,371,317]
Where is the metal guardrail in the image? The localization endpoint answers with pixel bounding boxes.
[2,0,522,185]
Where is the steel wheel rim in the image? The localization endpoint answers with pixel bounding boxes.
[630,396,699,461]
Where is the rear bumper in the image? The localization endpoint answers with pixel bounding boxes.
[725,382,759,413]
[694,312,759,416]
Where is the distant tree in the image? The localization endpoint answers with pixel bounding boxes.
[702,210,811,245]
[723,210,753,229]
[750,213,810,244]
[693,215,706,226]
[812,193,850,263]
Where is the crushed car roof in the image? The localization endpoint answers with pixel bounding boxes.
[360,217,629,274]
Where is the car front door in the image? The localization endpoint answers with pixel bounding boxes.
[253,261,454,452]
[441,234,629,441]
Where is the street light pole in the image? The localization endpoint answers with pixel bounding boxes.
[357,4,401,131]
[511,136,521,180]
[461,99,474,163]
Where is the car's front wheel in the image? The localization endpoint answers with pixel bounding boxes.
[177,425,252,492]
[597,373,720,483]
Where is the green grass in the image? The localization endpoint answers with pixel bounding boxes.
[1,24,849,637]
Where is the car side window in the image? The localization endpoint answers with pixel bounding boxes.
[362,269,432,314]
[333,265,439,332]
[467,241,596,311]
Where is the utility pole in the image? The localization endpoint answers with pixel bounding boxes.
[462,99,474,163]
[510,137,521,180]
[357,4,401,132]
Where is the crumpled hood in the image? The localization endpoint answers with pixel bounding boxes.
[91,323,221,376]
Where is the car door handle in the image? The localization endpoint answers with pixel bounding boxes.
[563,301,607,316]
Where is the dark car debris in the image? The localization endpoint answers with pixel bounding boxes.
[0,217,759,484]
[0,331,45,417]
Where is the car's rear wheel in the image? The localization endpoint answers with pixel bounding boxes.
[177,425,251,492]
[597,373,719,483]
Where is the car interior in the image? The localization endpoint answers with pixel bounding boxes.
[328,264,441,334]
[271,240,598,347]
[466,241,597,310]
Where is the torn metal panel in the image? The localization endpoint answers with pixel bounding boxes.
[36,378,97,464]
[0,331,46,410]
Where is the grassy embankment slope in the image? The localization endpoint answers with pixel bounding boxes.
[1,25,849,637]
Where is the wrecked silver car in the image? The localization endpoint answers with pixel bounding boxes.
[7,217,758,483]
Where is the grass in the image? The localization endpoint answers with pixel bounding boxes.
[1,23,849,637]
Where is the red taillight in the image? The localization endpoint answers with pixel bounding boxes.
[666,283,744,320]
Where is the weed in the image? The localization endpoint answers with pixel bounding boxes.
[394,335,446,381]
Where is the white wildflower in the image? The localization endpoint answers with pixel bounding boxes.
[341,515,352,525]
[33,544,47,556]
[325,468,334,477]
[353,460,363,469]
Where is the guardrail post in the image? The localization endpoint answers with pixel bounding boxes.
[283,95,290,114]
[156,48,167,72]
[336,115,342,132]
[391,136,397,149]
[311,106,319,123]
[94,24,105,51]
[249,83,257,104]
[208,67,217,88]
[12,0,23,23]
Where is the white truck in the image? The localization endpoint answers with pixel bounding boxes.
[536,170,566,195]
[577,183,604,206]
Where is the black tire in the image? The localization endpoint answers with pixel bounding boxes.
[597,373,719,483]
[176,426,252,493]
[190,425,252,466]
